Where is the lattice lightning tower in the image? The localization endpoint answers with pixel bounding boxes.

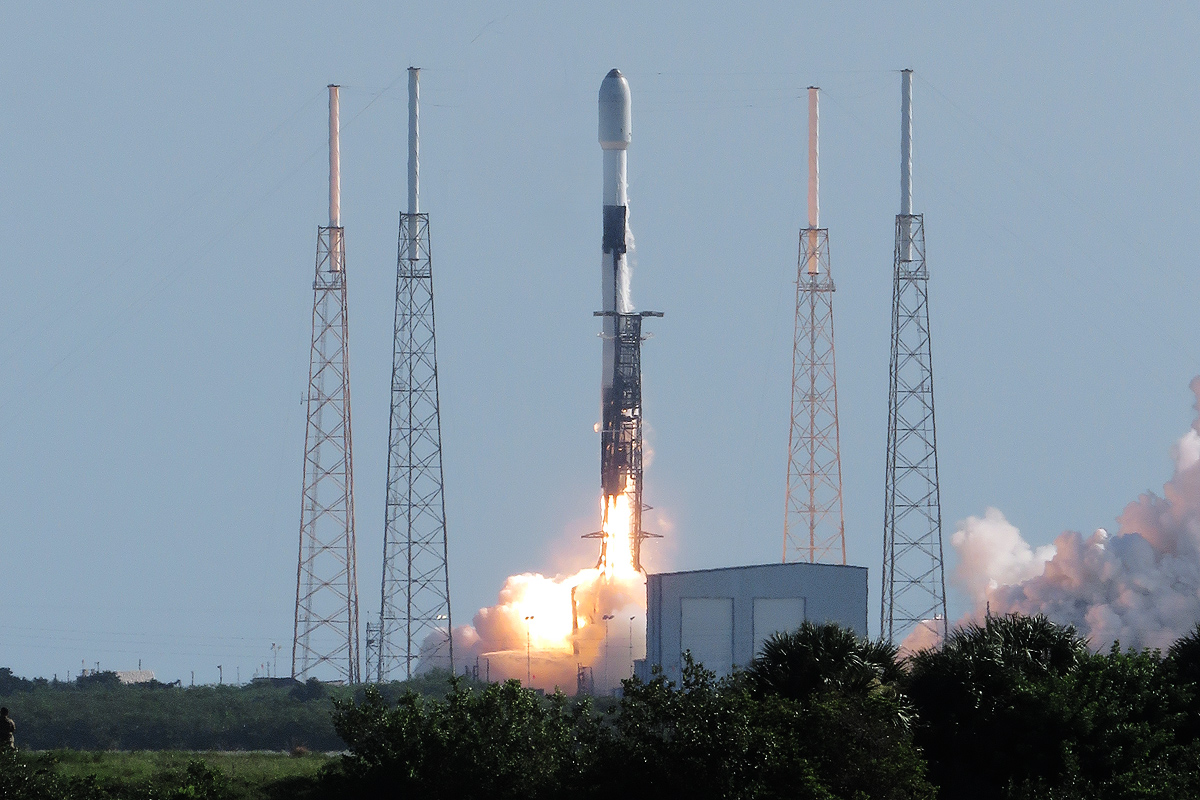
[881,70,947,646]
[293,85,361,682]
[378,68,453,681]
[784,87,846,565]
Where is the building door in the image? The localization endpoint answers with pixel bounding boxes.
[680,597,734,676]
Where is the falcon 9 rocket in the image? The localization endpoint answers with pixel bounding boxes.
[592,69,661,574]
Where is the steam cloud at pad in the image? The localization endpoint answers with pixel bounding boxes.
[419,494,648,693]
[946,377,1200,652]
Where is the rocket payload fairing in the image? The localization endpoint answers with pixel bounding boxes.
[593,69,661,573]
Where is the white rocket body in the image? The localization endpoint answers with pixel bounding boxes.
[598,69,632,408]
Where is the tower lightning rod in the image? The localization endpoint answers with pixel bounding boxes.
[409,67,420,215]
[808,86,819,229]
[900,70,912,215]
[806,87,820,276]
[899,70,913,260]
[329,85,341,228]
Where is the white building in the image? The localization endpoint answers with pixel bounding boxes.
[640,561,868,683]
[114,670,156,685]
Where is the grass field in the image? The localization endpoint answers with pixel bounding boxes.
[14,749,332,799]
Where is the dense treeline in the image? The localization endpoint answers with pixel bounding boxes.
[907,615,1200,798]
[8,614,1200,798]
[326,643,933,799]
[0,670,461,751]
[321,615,1200,799]
[0,750,326,800]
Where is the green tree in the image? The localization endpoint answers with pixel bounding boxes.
[740,623,931,800]
[747,621,905,702]
[904,613,1089,799]
[330,679,597,800]
[594,656,826,800]
[1034,645,1200,800]
[595,647,932,800]
[905,613,1200,799]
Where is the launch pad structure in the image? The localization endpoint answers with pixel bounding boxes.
[292,85,362,683]
[784,87,846,567]
[881,70,948,646]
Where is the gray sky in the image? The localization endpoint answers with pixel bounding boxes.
[2,2,1198,683]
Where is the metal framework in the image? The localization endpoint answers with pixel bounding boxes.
[378,212,453,681]
[784,227,846,564]
[363,620,379,683]
[881,213,947,645]
[292,224,361,682]
[589,309,663,571]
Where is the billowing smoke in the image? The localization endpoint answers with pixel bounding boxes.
[951,508,1056,601]
[949,377,1200,651]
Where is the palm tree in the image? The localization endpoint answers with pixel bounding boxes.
[907,612,1087,685]
[746,622,902,701]
[1165,622,1200,685]
[903,613,1089,800]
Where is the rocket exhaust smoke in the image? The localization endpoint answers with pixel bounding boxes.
[944,377,1200,652]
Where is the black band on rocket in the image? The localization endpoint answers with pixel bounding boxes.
[603,205,627,254]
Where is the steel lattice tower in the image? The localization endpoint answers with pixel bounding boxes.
[881,70,947,646]
[378,68,453,682]
[293,85,361,683]
[784,88,846,565]
[363,620,379,683]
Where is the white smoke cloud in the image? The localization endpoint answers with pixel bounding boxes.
[952,377,1200,651]
[950,508,1055,602]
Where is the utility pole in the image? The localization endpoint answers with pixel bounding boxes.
[602,614,615,690]
[629,615,636,677]
[525,615,535,686]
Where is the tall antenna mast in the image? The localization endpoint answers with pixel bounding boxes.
[784,87,845,565]
[881,69,947,646]
[378,67,454,681]
[292,84,361,682]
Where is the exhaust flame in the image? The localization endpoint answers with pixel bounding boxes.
[599,485,639,580]
[422,486,647,693]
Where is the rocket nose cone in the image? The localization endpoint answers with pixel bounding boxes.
[599,69,631,150]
